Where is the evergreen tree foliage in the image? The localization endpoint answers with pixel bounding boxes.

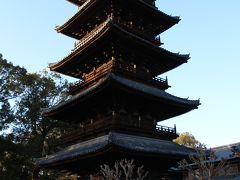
[0,54,70,179]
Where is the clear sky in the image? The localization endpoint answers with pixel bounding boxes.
[0,0,239,147]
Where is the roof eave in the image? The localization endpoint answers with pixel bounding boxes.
[42,73,200,118]
[49,22,190,77]
[34,132,194,168]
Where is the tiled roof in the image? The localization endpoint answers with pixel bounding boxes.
[43,73,200,116]
[111,74,199,106]
[35,132,194,167]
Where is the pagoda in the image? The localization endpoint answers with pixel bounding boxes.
[34,0,200,179]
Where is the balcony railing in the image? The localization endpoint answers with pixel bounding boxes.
[69,59,168,93]
[68,60,113,93]
[113,60,167,84]
[61,114,177,145]
[156,124,176,134]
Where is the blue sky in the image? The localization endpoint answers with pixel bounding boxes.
[0,0,239,147]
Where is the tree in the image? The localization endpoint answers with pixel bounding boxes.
[0,135,33,180]
[12,70,69,156]
[174,132,200,148]
[0,54,27,131]
[100,159,149,180]
[0,54,70,179]
[178,144,229,180]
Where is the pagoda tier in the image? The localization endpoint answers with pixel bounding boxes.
[50,18,189,79]
[43,73,199,122]
[57,0,180,39]
[40,73,199,146]
[35,132,194,176]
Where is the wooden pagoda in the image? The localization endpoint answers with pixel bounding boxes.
[34,0,200,179]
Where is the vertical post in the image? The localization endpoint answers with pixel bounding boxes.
[138,115,141,128]
[134,64,137,73]
[174,124,177,133]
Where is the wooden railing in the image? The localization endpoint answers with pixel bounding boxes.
[61,115,177,145]
[62,116,113,144]
[113,60,167,84]
[83,60,113,82]
[69,59,168,93]
[68,60,113,93]
[156,125,176,134]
